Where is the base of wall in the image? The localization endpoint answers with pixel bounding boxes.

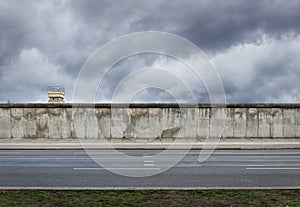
[0,138,300,150]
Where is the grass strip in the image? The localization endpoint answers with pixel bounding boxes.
[0,189,299,207]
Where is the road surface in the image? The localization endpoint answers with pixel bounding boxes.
[0,149,299,188]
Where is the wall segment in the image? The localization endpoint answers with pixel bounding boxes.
[0,103,299,139]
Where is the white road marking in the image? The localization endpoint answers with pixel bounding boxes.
[246,167,300,170]
[206,159,300,162]
[0,152,23,155]
[144,160,154,163]
[240,164,300,167]
[143,155,153,158]
[139,164,300,168]
[0,157,92,160]
[144,163,156,167]
[177,165,293,168]
[73,167,160,170]
[0,165,76,167]
[210,153,300,155]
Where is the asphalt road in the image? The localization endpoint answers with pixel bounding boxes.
[0,149,299,188]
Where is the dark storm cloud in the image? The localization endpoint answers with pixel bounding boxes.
[0,2,31,64]
[177,0,300,53]
[0,0,299,102]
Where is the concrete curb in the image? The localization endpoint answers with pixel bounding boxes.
[0,186,300,190]
[1,142,300,150]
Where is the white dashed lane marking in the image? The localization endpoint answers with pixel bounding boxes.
[246,168,300,170]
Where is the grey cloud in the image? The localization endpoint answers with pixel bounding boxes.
[212,35,300,103]
[95,54,209,103]
[0,0,299,103]
[180,0,300,53]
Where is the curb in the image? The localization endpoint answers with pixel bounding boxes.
[0,186,300,190]
[1,142,300,150]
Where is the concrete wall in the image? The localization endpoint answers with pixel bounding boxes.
[0,103,300,139]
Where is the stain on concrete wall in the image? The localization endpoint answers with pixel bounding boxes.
[11,108,24,138]
[36,108,48,138]
[0,108,11,138]
[247,108,258,138]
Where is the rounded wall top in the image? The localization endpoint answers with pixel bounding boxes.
[0,103,300,108]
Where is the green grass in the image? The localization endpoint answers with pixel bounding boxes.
[0,190,299,207]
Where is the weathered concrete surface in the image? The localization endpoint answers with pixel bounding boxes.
[23,108,36,138]
[258,108,271,138]
[197,108,210,139]
[10,108,24,138]
[96,108,110,139]
[246,108,258,138]
[36,108,49,139]
[296,109,300,138]
[271,108,283,138]
[62,108,73,139]
[210,108,223,138]
[0,104,300,139]
[283,109,296,138]
[222,108,234,138]
[234,108,247,138]
[0,108,11,138]
[48,108,62,139]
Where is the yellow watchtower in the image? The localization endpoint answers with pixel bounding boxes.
[48,86,65,103]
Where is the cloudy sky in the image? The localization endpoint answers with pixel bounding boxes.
[0,0,300,103]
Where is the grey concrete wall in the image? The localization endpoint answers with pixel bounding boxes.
[0,103,300,139]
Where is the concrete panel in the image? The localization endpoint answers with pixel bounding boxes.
[120,108,141,139]
[122,108,151,139]
[73,108,86,139]
[234,108,247,138]
[62,108,73,139]
[183,108,197,139]
[96,108,111,139]
[0,108,11,138]
[222,108,234,138]
[172,108,184,138]
[122,108,134,139]
[111,108,127,139]
[160,108,176,138]
[296,109,300,138]
[283,109,295,138]
[148,108,176,139]
[270,108,283,138]
[131,108,150,139]
[10,108,24,138]
[197,108,210,139]
[258,108,271,138]
[149,108,162,139]
[247,108,258,138]
[23,108,36,138]
[85,108,99,139]
[48,108,62,139]
[36,108,49,138]
[210,108,223,138]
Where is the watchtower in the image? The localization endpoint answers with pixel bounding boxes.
[47,86,65,103]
